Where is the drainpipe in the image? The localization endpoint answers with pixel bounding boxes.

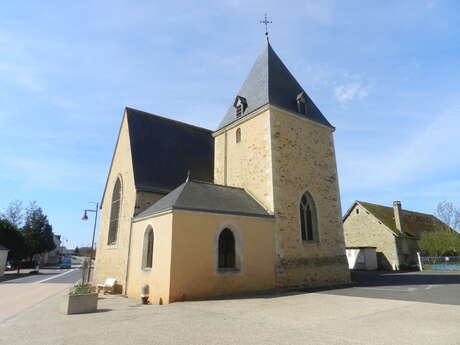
[224,130,228,185]
[124,217,134,295]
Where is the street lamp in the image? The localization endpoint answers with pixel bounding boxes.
[81,202,99,283]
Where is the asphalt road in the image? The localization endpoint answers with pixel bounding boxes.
[321,271,460,306]
[2,267,82,284]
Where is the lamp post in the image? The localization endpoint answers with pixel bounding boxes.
[81,202,99,283]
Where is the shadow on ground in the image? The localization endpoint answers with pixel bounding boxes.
[190,271,460,306]
[350,270,460,286]
[317,270,460,306]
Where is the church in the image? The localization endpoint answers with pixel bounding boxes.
[93,40,350,304]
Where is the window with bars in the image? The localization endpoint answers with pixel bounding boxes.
[107,178,122,245]
[299,191,318,242]
[218,228,236,269]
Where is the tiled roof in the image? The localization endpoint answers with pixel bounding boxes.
[357,201,447,237]
[135,180,272,219]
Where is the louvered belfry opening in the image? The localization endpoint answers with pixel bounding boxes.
[218,228,236,269]
[236,104,242,117]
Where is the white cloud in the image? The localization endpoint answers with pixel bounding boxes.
[334,82,370,103]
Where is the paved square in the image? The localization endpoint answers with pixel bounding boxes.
[1,272,460,345]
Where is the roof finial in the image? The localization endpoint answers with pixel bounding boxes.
[259,13,272,42]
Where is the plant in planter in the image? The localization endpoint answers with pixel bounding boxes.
[59,283,98,315]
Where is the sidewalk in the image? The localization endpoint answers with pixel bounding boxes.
[1,287,460,345]
[0,283,72,323]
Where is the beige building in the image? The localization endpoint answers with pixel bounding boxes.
[94,40,350,304]
[343,200,447,270]
[0,245,9,277]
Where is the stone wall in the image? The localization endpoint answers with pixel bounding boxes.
[343,203,400,270]
[395,236,419,266]
[214,108,274,213]
[93,113,137,289]
[270,106,350,288]
[134,191,164,216]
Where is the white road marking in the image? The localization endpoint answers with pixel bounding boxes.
[358,287,417,292]
[34,269,76,284]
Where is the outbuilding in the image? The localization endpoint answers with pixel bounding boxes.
[343,200,447,270]
[0,244,9,277]
[345,247,377,271]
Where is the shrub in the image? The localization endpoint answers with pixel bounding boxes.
[70,283,93,296]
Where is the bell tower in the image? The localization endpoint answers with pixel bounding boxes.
[214,41,350,288]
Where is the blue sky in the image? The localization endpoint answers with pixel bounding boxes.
[1,1,459,248]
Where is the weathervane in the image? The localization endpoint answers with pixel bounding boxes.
[259,13,272,41]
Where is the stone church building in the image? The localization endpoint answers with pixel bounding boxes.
[94,41,350,304]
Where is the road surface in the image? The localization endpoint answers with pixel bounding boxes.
[321,270,460,306]
[0,265,82,324]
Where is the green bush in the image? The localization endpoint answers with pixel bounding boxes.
[70,283,93,296]
[418,228,460,256]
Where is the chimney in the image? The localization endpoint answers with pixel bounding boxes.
[393,201,404,233]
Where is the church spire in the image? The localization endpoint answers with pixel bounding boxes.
[217,42,333,130]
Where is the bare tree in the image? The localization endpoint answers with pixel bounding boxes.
[1,200,24,228]
[436,201,460,232]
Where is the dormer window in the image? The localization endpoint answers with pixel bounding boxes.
[236,105,242,117]
[233,96,247,118]
[296,92,307,115]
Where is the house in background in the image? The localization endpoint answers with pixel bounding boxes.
[0,245,9,276]
[47,235,62,265]
[39,234,61,266]
[343,201,447,270]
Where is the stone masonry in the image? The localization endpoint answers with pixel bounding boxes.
[270,106,350,288]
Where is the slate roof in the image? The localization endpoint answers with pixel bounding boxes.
[125,108,214,194]
[345,201,448,237]
[218,41,333,130]
[135,180,272,219]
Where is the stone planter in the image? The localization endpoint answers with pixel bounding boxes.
[59,293,98,315]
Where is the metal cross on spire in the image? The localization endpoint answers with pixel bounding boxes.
[259,13,272,41]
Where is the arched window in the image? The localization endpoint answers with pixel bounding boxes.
[143,226,154,269]
[236,128,241,143]
[107,178,122,245]
[299,191,318,242]
[218,228,236,269]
